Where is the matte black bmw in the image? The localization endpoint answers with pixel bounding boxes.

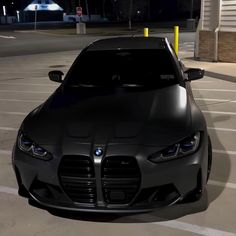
[12,37,212,213]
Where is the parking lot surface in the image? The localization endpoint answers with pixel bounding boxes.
[0,49,236,236]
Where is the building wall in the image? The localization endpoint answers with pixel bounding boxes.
[196,0,236,63]
[218,32,236,63]
[220,0,236,32]
[198,30,215,61]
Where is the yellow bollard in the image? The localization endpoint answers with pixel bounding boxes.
[174,26,179,56]
[144,28,149,37]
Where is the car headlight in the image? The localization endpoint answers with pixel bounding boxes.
[18,133,52,160]
[148,132,200,163]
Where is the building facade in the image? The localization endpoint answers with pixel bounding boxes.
[196,0,236,62]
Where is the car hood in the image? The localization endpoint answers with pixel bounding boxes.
[22,85,192,147]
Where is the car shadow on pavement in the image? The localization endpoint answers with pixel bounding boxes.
[47,79,231,223]
[205,72,236,84]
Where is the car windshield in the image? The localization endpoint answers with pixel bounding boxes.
[65,49,179,88]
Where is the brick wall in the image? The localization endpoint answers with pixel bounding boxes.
[197,30,236,63]
[198,30,216,61]
[218,32,236,63]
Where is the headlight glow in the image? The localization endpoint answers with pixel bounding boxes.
[148,132,200,163]
[18,133,52,160]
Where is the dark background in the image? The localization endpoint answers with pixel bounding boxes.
[1,0,201,22]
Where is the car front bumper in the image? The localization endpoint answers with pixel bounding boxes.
[12,133,208,213]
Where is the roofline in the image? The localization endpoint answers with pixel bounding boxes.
[86,37,170,51]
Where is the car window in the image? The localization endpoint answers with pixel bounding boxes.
[66,49,179,88]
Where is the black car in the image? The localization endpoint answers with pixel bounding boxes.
[12,37,212,213]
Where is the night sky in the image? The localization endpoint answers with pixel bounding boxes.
[1,0,201,21]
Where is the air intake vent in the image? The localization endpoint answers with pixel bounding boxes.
[102,156,141,204]
[59,155,96,204]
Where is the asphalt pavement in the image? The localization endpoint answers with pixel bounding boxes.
[0,30,236,236]
[0,29,195,57]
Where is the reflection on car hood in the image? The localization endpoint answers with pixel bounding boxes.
[22,85,192,146]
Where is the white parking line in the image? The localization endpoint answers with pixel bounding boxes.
[0,90,51,94]
[193,89,236,92]
[0,150,12,155]
[0,127,18,131]
[0,98,44,103]
[208,180,236,190]
[0,111,27,115]
[192,81,213,83]
[208,127,236,132]
[0,35,16,39]
[213,149,236,155]
[0,186,18,195]
[195,98,232,102]
[0,83,57,87]
[183,42,194,44]
[202,110,236,116]
[154,220,236,236]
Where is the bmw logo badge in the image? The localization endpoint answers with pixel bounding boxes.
[94,147,103,157]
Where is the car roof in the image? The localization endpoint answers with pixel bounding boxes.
[87,37,169,51]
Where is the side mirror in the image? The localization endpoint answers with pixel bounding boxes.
[185,68,205,81]
[48,70,64,83]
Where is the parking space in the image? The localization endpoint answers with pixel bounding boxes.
[0,50,236,236]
